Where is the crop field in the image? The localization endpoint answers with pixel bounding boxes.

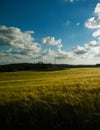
[0,68,100,130]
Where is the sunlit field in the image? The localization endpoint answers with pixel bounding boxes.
[0,68,100,130]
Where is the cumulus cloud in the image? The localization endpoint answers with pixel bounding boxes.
[41,36,63,48]
[55,49,68,59]
[72,46,88,55]
[0,25,41,64]
[94,3,100,17]
[0,25,41,52]
[71,40,100,61]
[55,49,75,60]
[85,3,100,57]
[85,17,100,29]
[87,40,100,47]
[95,52,100,57]
[92,29,100,37]
[0,25,66,64]
[42,49,55,56]
[85,3,100,29]
[1,22,100,65]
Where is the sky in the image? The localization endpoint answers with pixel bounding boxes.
[0,0,100,64]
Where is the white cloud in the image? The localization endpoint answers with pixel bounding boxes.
[71,40,100,60]
[0,25,41,52]
[94,3,100,17]
[0,25,41,51]
[85,17,100,29]
[86,40,99,47]
[41,36,63,48]
[85,3,100,29]
[95,52,100,57]
[1,22,100,65]
[84,3,100,63]
[42,49,55,56]
[92,29,100,37]
[0,25,41,64]
[72,45,88,55]
[55,49,74,59]
[39,3,100,64]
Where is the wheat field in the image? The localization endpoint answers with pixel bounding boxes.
[0,68,100,130]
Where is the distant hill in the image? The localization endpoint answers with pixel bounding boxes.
[0,63,100,72]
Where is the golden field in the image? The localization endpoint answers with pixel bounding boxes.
[0,68,100,130]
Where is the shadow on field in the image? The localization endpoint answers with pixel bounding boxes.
[0,99,100,130]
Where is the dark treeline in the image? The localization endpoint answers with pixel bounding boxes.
[0,63,100,72]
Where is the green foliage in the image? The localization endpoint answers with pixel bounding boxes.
[0,68,100,129]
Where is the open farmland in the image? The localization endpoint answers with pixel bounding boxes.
[0,68,100,130]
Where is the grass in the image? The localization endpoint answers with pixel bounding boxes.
[0,68,100,130]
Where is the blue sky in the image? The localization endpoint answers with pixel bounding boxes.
[0,0,100,64]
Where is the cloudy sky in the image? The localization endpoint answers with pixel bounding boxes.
[0,0,100,64]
